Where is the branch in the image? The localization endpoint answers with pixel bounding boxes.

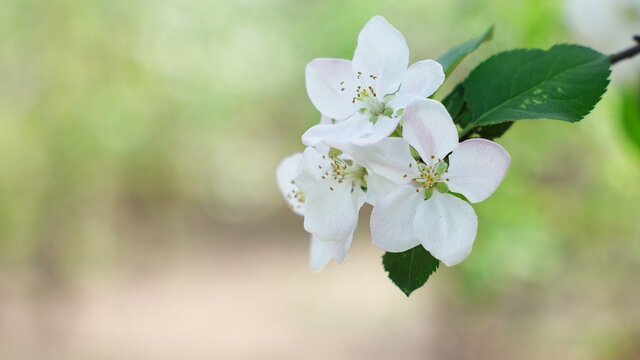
[610,35,640,64]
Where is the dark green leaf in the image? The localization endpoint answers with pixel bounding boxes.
[382,246,439,297]
[442,84,512,140]
[442,83,466,120]
[472,122,513,140]
[437,26,494,77]
[455,108,474,128]
[462,44,611,135]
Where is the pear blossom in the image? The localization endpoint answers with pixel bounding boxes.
[302,15,445,150]
[276,146,368,271]
[350,99,511,266]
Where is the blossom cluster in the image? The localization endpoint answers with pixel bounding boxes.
[277,16,510,271]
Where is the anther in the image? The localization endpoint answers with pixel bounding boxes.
[330,187,334,191]
[431,155,435,159]
[446,178,450,181]
[403,174,407,178]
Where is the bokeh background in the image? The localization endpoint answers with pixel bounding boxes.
[1,0,639,359]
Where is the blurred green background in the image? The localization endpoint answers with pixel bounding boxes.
[0,0,639,359]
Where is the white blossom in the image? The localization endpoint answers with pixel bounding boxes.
[276,146,368,271]
[303,15,445,150]
[350,99,511,266]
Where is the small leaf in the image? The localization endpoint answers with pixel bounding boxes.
[462,44,611,134]
[437,26,494,77]
[382,246,439,297]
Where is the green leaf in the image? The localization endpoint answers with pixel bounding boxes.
[437,26,494,77]
[442,84,512,140]
[474,122,513,140]
[382,246,439,297]
[442,83,465,120]
[461,44,611,135]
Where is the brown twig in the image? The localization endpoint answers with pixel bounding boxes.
[610,35,640,64]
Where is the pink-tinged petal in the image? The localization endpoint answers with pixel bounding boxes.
[303,181,365,244]
[301,115,373,149]
[370,185,422,252]
[365,173,399,206]
[402,98,458,164]
[388,60,445,110]
[309,235,332,272]
[276,153,305,216]
[352,16,409,96]
[350,115,400,146]
[413,191,478,267]
[346,137,418,184]
[446,139,511,203]
[305,58,359,120]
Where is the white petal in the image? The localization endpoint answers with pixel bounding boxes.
[309,232,354,271]
[319,114,332,125]
[402,98,458,164]
[370,185,422,252]
[352,16,409,96]
[326,233,354,265]
[346,137,418,184]
[413,191,478,267]
[350,115,400,146]
[314,115,333,154]
[388,60,445,110]
[303,181,365,243]
[309,235,332,272]
[276,153,305,216]
[305,58,359,120]
[301,114,373,149]
[365,172,399,206]
[295,147,327,191]
[446,139,511,203]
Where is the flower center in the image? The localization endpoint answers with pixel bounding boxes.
[340,72,386,116]
[320,154,367,191]
[407,157,450,197]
